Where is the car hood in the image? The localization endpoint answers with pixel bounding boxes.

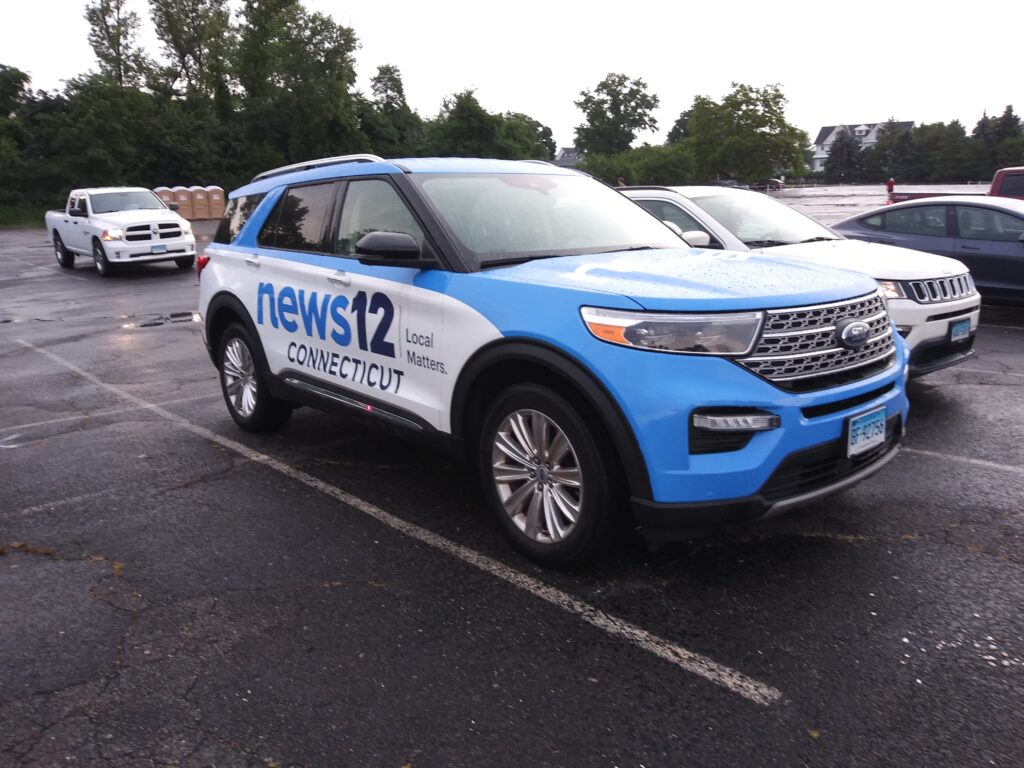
[759,239,970,280]
[93,209,186,226]
[484,248,880,312]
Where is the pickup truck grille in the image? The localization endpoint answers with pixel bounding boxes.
[737,292,896,392]
[906,274,975,304]
[125,222,184,242]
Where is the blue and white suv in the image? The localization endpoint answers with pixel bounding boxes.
[198,155,909,565]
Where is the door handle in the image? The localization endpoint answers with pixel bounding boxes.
[327,271,351,286]
[244,256,260,268]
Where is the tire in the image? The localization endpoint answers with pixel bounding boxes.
[478,383,621,566]
[53,232,74,269]
[92,240,114,277]
[175,255,195,270]
[217,322,292,432]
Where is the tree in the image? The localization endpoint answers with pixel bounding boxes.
[685,84,806,182]
[863,119,914,181]
[666,110,690,144]
[84,0,151,87]
[362,64,427,157]
[499,112,555,160]
[573,73,659,156]
[993,105,1021,145]
[824,127,864,182]
[149,0,231,96]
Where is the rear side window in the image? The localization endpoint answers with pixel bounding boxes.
[214,193,266,244]
[883,205,948,236]
[257,183,335,252]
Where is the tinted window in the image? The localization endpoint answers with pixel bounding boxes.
[636,199,711,238]
[336,179,425,256]
[862,214,884,229]
[258,183,335,252]
[998,174,1024,197]
[214,193,266,244]
[883,205,948,236]
[956,206,1024,242]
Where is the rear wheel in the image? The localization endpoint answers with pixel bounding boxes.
[175,255,195,269]
[478,383,621,566]
[53,232,74,269]
[92,240,114,277]
[217,322,292,432]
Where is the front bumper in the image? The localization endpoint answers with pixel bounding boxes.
[105,236,197,263]
[888,295,980,377]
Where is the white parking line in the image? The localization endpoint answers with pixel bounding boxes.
[16,489,117,516]
[0,252,89,281]
[17,338,783,707]
[0,393,220,433]
[952,367,1024,379]
[979,324,1024,332]
[902,448,1024,478]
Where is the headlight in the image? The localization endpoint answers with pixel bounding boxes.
[101,228,125,241]
[581,306,763,356]
[877,280,905,300]
[180,220,193,234]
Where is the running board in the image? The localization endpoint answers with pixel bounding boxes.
[283,378,423,432]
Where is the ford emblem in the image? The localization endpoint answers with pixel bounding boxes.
[836,318,871,350]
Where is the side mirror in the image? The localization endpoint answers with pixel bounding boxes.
[168,202,180,211]
[663,220,684,237]
[355,231,434,268]
[681,230,712,248]
[69,208,87,218]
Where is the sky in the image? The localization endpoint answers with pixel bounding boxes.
[3,0,1022,150]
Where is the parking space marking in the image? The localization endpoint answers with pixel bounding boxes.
[979,323,1024,332]
[17,338,783,707]
[903,448,1024,478]
[953,367,1024,379]
[0,393,220,434]
[0,252,90,281]
[15,489,117,516]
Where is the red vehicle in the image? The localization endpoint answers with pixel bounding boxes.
[887,166,1024,203]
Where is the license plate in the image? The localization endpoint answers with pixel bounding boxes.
[151,244,167,254]
[847,407,887,457]
[949,317,970,343]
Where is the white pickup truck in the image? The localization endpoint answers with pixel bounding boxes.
[45,187,197,277]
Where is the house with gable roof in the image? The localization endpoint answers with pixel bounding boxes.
[810,122,914,172]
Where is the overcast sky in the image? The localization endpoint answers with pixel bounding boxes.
[4,0,1022,150]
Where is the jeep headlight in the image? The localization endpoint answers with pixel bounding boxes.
[877,280,905,300]
[101,228,125,241]
[581,307,763,356]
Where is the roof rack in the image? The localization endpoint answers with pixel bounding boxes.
[251,154,386,183]
[520,159,555,167]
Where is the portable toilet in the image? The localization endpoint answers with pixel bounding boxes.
[172,186,193,220]
[153,186,174,208]
[206,185,225,220]
[189,186,210,220]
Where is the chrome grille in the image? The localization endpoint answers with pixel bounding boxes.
[124,222,184,243]
[907,274,975,304]
[738,293,896,387]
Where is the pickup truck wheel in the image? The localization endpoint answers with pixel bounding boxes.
[175,256,195,269]
[478,383,619,566]
[217,322,292,432]
[53,232,74,269]
[92,240,114,277]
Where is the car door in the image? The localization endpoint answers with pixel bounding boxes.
[953,204,1024,298]
[67,194,91,252]
[877,204,957,257]
[631,197,727,248]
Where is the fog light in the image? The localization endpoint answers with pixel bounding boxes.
[692,412,780,432]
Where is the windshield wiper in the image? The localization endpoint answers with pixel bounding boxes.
[480,254,566,268]
[743,239,790,247]
[796,236,838,244]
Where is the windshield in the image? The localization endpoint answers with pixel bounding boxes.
[411,173,681,267]
[90,190,166,214]
[686,190,837,247]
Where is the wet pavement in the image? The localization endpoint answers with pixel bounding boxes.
[1,219,1022,767]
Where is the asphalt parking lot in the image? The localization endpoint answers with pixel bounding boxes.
[2,224,1023,767]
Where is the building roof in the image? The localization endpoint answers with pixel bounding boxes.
[813,122,914,146]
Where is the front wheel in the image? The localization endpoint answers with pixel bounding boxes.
[92,240,114,277]
[478,383,621,566]
[53,232,74,269]
[175,255,195,269]
[217,322,292,432]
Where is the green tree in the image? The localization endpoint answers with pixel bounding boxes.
[686,84,806,182]
[573,73,659,156]
[500,112,555,160]
[84,0,151,87]
[863,119,914,181]
[360,64,427,157]
[993,105,1021,145]
[149,0,232,96]
[666,110,690,144]
[824,127,864,182]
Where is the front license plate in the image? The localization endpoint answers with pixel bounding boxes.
[949,317,970,343]
[151,244,167,254]
[847,407,887,457]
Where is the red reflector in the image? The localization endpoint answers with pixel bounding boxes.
[196,254,210,278]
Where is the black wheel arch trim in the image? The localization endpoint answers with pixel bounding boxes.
[204,292,266,368]
[451,339,653,501]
